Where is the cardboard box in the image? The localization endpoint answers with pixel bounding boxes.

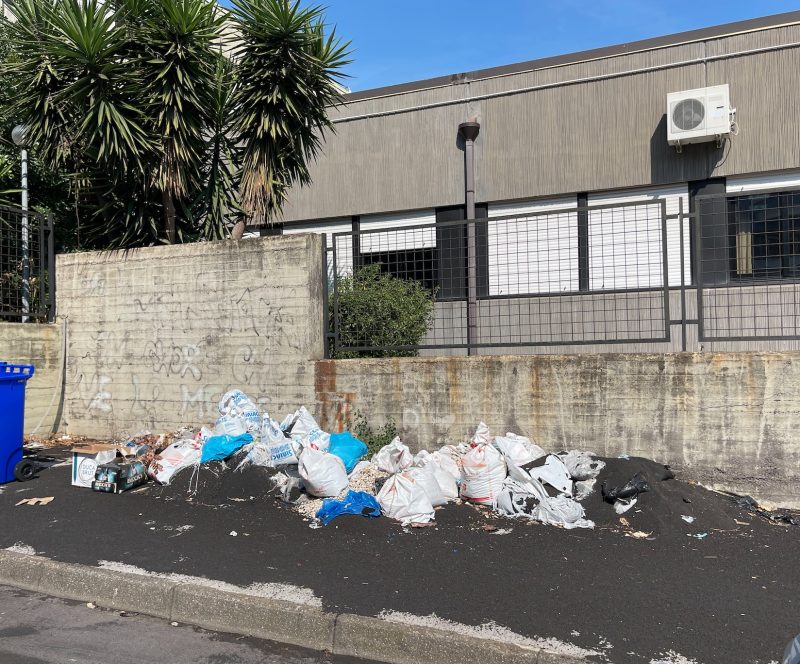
[71,444,127,488]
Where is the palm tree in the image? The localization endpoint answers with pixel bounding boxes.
[227,0,350,237]
[1,0,349,248]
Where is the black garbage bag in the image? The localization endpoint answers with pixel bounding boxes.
[601,472,651,504]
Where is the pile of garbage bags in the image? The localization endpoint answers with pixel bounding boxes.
[130,387,611,530]
[369,427,604,529]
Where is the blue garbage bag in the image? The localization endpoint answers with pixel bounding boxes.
[200,433,252,464]
[328,432,368,474]
[315,490,381,525]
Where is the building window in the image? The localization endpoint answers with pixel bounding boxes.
[729,191,800,279]
[360,247,439,292]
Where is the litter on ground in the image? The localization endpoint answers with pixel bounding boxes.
[58,388,800,536]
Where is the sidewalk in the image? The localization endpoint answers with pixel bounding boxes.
[1,446,797,664]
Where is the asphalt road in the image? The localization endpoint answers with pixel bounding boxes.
[0,585,371,664]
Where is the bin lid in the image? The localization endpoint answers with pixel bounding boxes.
[0,363,35,382]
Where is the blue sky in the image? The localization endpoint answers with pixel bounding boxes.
[318,1,800,92]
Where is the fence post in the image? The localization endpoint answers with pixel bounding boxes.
[694,200,704,342]
[679,197,687,352]
[321,234,329,359]
[37,212,45,319]
[47,212,55,323]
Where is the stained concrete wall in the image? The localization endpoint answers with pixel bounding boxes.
[56,235,325,439]
[0,321,62,435]
[315,353,800,508]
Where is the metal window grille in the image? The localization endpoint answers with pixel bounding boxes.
[327,199,671,356]
[696,188,800,341]
[0,204,55,323]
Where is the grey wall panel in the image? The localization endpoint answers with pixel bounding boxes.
[708,47,800,178]
[280,103,471,221]
[467,43,706,98]
[480,64,709,202]
[705,24,800,56]
[282,26,800,222]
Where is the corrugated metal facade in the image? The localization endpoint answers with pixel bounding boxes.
[279,17,800,223]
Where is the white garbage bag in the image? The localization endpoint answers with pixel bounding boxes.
[218,389,261,434]
[527,454,573,495]
[412,451,458,501]
[374,437,413,474]
[460,443,507,504]
[283,407,330,452]
[215,414,249,437]
[494,476,594,529]
[494,433,545,467]
[262,414,299,465]
[298,447,348,498]
[471,421,493,446]
[431,449,461,484]
[407,462,447,506]
[376,471,435,525]
[147,439,203,485]
[558,450,606,481]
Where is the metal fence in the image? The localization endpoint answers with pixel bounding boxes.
[328,199,673,356]
[0,204,55,323]
[696,187,800,342]
[324,186,800,356]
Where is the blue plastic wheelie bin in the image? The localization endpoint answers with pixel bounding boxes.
[0,362,35,484]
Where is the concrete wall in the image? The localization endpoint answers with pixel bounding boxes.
[315,353,800,508]
[0,322,62,435]
[281,22,800,221]
[56,235,325,439]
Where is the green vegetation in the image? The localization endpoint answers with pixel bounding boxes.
[331,264,437,358]
[0,0,349,249]
[351,411,399,459]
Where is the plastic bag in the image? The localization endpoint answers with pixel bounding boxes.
[259,414,298,466]
[494,433,545,467]
[494,476,594,529]
[377,471,435,525]
[602,472,650,514]
[283,407,330,452]
[460,443,507,504]
[315,490,381,525]
[407,463,447,506]
[471,421,493,446]
[272,469,304,504]
[148,439,203,485]
[200,433,252,464]
[413,451,458,501]
[559,450,606,481]
[431,449,461,484]
[298,447,349,498]
[328,432,368,474]
[526,455,573,495]
[374,437,413,474]
[214,414,249,437]
[601,472,650,502]
[218,390,260,434]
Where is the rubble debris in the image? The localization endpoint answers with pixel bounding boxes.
[16,496,54,506]
[65,387,795,541]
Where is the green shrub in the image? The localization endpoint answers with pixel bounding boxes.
[331,264,435,358]
[351,411,399,459]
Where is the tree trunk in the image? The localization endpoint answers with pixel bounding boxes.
[162,190,176,244]
[230,219,246,240]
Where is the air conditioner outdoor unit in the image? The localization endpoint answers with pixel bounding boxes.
[667,84,733,149]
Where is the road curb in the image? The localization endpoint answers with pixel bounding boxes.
[0,550,591,664]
